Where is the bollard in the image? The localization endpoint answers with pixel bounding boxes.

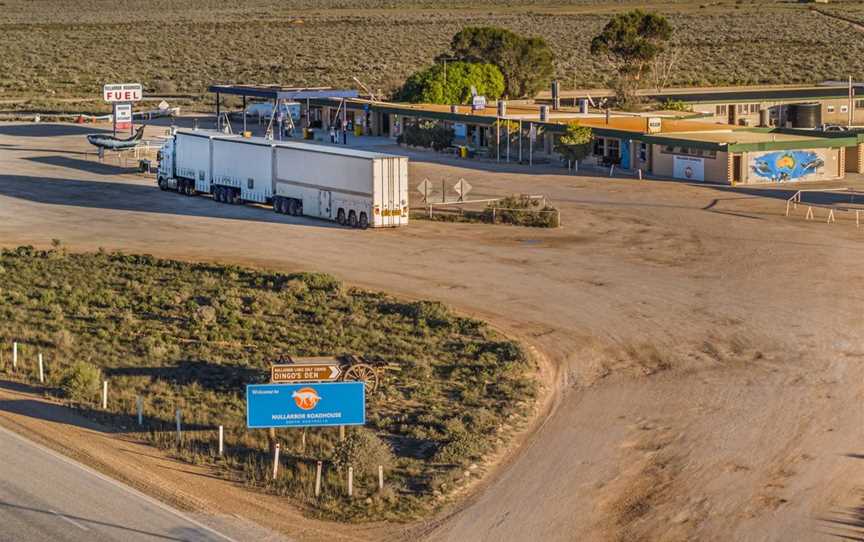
[102,380,108,409]
[378,465,384,491]
[315,461,323,497]
[136,396,143,426]
[348,466,353,497]
[38,353,44,384]
[175,409,182,442]
[272,443,281,480]
[218,425,224,456]
[339,425,345,442]
[12,342,17,370]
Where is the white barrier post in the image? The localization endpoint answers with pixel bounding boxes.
[37,353,44,383]
[272,443,280,480]
[218,425,224,456]
[136,396,143,426]
[378,465,384,491]
[102,380,108,409]
[175,409,182,442]
[315,461,322,497]
[348,466,354,497]
[12,342,17,370]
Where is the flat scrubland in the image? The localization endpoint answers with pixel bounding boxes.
[3,0,864,111]
[0,245,536,522]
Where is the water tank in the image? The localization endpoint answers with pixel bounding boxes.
[540,105,550,122]
[497,100,507,117]
[787,103,821,129]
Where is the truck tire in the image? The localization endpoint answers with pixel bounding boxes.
[215,187,224,203]
[336,208,346,225]
[231,189,241,205]
[348,210,358,228]
[279,198,289,214]
[273,197,281,213]
[288,199,300,216]
[359,212,369,229]
[157,177,166,191]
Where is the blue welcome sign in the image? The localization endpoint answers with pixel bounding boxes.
[246,382,366,429]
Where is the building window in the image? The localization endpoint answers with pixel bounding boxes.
[856,99,864,109]
[841,105,849,113]
[715,105,727,116]
[606,138,620,158]
[827,105,835,113]
[660,145,717,159]
[593,138,605,156]
[749,104,760,114]
[639,143,648,162]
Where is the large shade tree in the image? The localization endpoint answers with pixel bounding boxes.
[396,61,505,105]
[448,27,555,98]
[590,10,672,107]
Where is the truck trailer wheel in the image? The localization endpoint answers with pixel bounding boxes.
[336,208,346,225]
[359,212,369,229]
[348,210,358,228]
[288,199,300,216]
[216,187,225,203]
[157,177,166,191]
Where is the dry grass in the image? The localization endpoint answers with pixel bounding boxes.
[2,0,864,108]
[0,245,537,521]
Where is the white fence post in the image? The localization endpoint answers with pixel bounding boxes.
[315,461,322,497]
[348,466,354,497]
[378,465,384,491]
[272,443,280,480]
[218,425,224,456]
[175,409,182,442]
[102,380,108,409]
[136,396,143,425]
[12,342,17,370]
[37,353,44,383]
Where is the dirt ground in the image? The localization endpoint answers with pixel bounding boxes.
[1,122,864,541]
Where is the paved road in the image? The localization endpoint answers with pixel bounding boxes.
[0,425,234,542]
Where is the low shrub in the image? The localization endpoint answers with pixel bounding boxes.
[59,360,102,403]
[330,427,395,479]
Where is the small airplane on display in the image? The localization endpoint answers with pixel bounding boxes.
[86,125,146,152]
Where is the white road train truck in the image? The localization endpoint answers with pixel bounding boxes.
[156,129,409,228]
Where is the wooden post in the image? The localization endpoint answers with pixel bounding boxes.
[441,179,445,204]
[37,353,44,383]
[348,466,354,497]
[102,380,108,409]
[339,425,345,442]
[218,425,224,456]
[518,119,523,163]
[136,397,143,426]
[378,465,384,491]
[175,408,182,442]
[272,443,281,480]
[315,461,323,497]
[300,429,306,453]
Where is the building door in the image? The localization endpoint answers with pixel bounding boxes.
[318,190,331,219]
[732,155,742,184]
[728,105,736,125]
[382,113,390,136]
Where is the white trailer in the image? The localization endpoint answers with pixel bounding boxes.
[211,137,274,204]
[273,143,408,228]
[156,129,408,228]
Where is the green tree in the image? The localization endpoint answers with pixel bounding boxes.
[396,61,504,105]
[590,10,672,107]
[555,125,593,169]
[449,27,554,98]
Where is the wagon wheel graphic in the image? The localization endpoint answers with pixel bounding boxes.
[342,363,379,393]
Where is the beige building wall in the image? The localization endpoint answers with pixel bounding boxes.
[690,97,864,127]
[740,147,842,184]
[846,143,864,173]
[651,146,730,184]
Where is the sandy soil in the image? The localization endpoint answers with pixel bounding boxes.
[1,122,863,541]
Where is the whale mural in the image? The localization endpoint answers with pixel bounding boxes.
[749,150,825,183]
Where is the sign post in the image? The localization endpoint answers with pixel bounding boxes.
[271,363,342,384]
[247,382,366,429]
[103,83,142,137]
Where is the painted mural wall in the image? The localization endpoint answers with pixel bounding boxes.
[747,149,831,183]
